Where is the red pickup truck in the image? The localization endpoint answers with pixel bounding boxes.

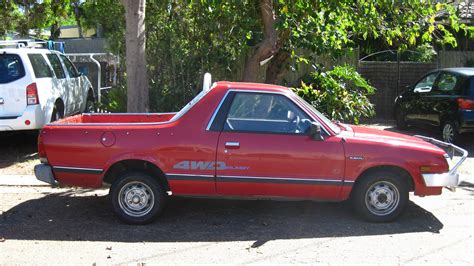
[35,77,468,224]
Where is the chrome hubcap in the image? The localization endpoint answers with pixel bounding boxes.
[443,124,454,143]
[118,181,154,217]
[365,181,399,216]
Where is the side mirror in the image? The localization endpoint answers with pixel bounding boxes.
[309,122,324,141]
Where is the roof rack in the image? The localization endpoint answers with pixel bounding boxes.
[0,39,65,53]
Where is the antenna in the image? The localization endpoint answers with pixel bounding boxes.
[202,72,212,92]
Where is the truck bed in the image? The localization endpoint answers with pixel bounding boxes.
[53,112,177,124]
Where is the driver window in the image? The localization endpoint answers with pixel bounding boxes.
[224,92,312,134]
[414,73,437,93]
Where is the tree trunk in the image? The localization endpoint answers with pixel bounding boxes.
[264,50,290,84]
[72,1,83,38]
[121,0,149,112]
[242,0,278,82]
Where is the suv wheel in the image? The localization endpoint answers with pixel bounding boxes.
[395,108,408,130]
[442,121,458,143]
[84,95,96,113]
[50,105,63,122]
[110,171,165,224]
[352,170,408,222]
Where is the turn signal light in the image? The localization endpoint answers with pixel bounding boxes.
[420,166,432,173]
[26,83,39,105]
[457,98,474,110]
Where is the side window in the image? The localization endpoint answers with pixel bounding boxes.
[28,54,53,78]
[46,54,65,79]
[224,93,312,134]
[60,55,79,78]
[0,54,25,84]
[414,72,437,93]
[434,73,459,95]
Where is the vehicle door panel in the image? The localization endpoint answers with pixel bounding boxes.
[405,72,439,125]
[214,92,346,200]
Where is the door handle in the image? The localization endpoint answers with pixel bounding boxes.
[225,141,240,148]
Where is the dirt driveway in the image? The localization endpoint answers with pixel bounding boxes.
[0,123,472,264]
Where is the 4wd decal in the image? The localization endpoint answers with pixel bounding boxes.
[173,161,249,170]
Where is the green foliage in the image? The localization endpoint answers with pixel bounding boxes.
[406,44,437,62]
[293,66,375,124]
[79,0,471,112]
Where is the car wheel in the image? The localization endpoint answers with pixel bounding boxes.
[84,95,96,113]
[395,108,408,130]
[50,105,63,122]
[442,121,458,144]
[110,171,165,225]
[352,170,408,222]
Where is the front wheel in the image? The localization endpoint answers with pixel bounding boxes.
[110,172,165,224]
[352,170,408,222]
[395,107,408,130]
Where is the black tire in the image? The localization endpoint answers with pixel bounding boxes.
[441,121,459,144]
[395,107,408,130]
[110,171,165,225]
[50,104,63,122]
[84,96,96,113]
[351,170,409,223]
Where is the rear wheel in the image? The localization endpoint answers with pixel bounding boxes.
[84,96,96,113]
[110,171,165,224]
[395,107,408,130]
[442,121,458,143]
[352,170,408,222]
[50,104,63,122]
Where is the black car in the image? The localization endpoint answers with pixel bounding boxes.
[394,68,474,143]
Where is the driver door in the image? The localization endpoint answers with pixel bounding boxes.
[214,92,345,200]
[405,71,439,125]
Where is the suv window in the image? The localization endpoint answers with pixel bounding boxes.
[46,54,65,79]
[28,54,53,78]
[60,55,79,78]
[414,72,437,93]
[434,72,460,95]
[0,54,25,84]
[224,93,312,134]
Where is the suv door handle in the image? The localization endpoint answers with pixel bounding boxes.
[225,141,240,148]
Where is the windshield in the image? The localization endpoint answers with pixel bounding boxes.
[171,89,209,121]
[292,92,341,134]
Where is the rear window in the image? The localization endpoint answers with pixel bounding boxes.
[0,54,25,84]
[28,54,53,78]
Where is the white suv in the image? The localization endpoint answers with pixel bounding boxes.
[0,45,94,131]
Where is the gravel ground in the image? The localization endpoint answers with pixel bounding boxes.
[0,186,472,264]
[0,122,472,264]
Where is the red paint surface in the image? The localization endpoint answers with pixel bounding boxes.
[40,81,450,199]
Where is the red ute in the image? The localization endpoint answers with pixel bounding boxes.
[35,75,468,224]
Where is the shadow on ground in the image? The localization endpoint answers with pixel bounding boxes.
[0,131,38,170]
[0,190,443,243]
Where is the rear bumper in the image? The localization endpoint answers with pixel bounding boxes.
[34,163,58,186]
[0,105,45,131]
[459,110,474,133]
[416,135,468,187]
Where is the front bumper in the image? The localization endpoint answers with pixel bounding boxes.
[34,163,58,186]
[416,135,468,187]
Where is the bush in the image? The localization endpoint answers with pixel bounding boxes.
[292,65,376,124]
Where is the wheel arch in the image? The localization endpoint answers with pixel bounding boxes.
[352,165,415,194]
[103,159,170,192]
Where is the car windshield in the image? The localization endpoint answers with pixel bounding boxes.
[292,92,341,134]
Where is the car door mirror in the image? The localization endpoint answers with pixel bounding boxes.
[309,122,324,141]
[413,86,432,93]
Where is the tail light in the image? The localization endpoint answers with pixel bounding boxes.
[26,83,39,105]
[38,131,48,163]
[457,98,474,110]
